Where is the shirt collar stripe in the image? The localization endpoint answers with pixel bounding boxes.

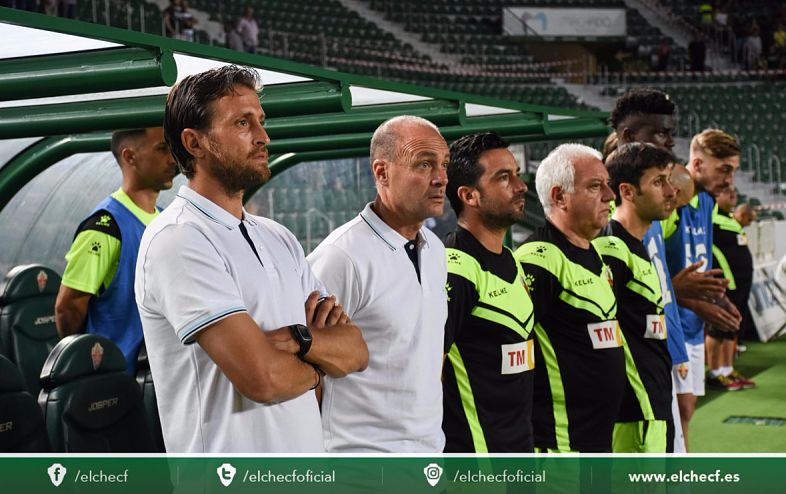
[359,212,396,251]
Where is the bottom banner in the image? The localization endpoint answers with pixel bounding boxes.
[1,455,783,494]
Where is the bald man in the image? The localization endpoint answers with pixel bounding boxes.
[670,164,695,209]
[308,115,450,452]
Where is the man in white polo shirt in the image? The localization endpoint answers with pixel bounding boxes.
[134,65,368,453]
[308,115,450,452]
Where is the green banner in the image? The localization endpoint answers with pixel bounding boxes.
[1,456,784,493]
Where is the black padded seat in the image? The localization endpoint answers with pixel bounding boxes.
[38,334,155,452]
[0,354,49,452]
[135,342,165,452]
[0,264,61,396]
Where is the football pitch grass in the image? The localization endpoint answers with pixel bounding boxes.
[692,333,786,452]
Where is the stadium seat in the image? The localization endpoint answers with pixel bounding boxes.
[38,334,155,452]
[135,342,165,452]
[0,354,50,452]
[0,264,61,397]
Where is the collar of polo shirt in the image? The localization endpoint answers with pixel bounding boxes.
[177,185,257,230]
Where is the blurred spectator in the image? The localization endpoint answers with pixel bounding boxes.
[714,3,730,49]
[179,0,197,42]
[163,0,182,39]
[773,22,786,69]
[689,31,707,71]
[59,0,76,19]
[714,3,728,32]
[699,1,714,33]
[41,0,58,16]
[224,19,243,51]
[651,39,671,71]
[237,3,259,53]
[742,25,763,70]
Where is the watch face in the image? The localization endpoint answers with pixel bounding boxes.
[291,324,312,358]
[295,324,312,340]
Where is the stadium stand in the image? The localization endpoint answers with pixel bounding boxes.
[0,264,61,397]
[0,354,50,452]
[38,334,156,452]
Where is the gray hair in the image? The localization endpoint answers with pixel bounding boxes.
[370,115,440,162]
[536,143,602,216]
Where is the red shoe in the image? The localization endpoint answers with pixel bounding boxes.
[730,370,756,389]
[706,374,743,391]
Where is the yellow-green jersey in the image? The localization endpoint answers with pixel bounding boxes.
[61,188,158,296]
[515,221,625,453]
[443,227,535,452]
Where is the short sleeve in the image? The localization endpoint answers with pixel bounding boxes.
[444,272,478,353]
[61,228,121,295]
[136,223,247,344]
[307,244,361,319]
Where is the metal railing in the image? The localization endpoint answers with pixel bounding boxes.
[767,155,782,195]
[305,208,334,255]
[748,143,761,180]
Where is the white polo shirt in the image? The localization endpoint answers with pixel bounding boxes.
[134,185,324,453]
[308,202,448,452]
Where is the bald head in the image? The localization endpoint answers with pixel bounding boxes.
[670,164,694,208]
[370,115,440,162]
[733,203,757,227]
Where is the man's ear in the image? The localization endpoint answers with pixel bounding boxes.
[372,158,388,186]
[181,128,206,160]
[120,147,135,167]
[457,185,479,209]
[620,126,634,144]
[618,182,635,203]
[551,185,567,210]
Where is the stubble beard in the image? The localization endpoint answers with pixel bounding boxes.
[206,137,270,194]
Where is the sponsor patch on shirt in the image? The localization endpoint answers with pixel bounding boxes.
[587,320,622,349]
[500,340,535,374]
[644,314,668,340]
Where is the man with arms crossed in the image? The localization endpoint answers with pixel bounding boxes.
[593,143,677,452]
[56,127,177,374]
[514,144,624,453]
[308,115,449,452]
[135,65,367,453]
[442,132,535,452]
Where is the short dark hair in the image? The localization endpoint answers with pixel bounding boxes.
[446,132,509,217]
[609,88,675,130]
[110,129,147,164]
[605,142,675,205]
[164,65,260,178]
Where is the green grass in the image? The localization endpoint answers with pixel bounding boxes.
[691,335,786,452]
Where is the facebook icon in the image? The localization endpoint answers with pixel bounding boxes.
[47,463,67,487]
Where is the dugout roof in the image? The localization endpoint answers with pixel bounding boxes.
[0,6,609,213]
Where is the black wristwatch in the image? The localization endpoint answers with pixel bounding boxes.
[289,324,313,359]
